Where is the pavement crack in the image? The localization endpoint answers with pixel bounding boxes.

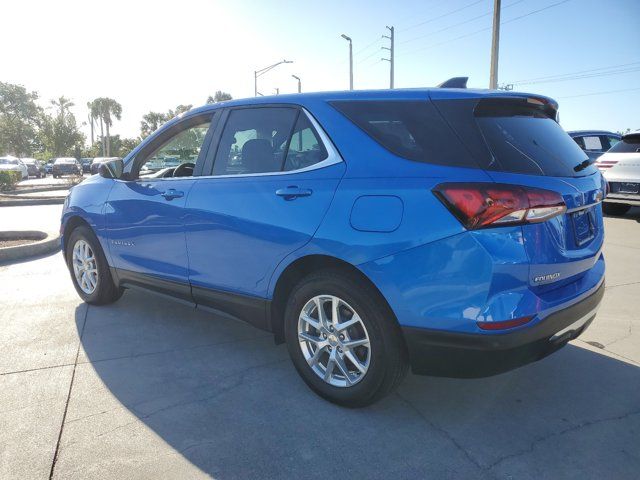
[487,410,640,470]
[606,320,634,348]
[48,304,89,480]
[395,391,488,474]
[0,362,77,377]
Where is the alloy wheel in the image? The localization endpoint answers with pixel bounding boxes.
[72,239,98,294]
[297,295,371,387]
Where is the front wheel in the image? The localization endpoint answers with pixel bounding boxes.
[284,270,408,407]
[603,203,631,216]
[65,225,123,305]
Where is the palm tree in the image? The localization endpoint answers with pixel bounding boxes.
[87,101,97,145]
[91,97,122,156]
[51,96,74,119]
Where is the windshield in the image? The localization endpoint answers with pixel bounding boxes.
[0,158,19,165]
[609,135,640,154]
[475,100,593,177]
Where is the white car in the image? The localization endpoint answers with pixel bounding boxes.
[598,130,640,216]
[0,156,28,180]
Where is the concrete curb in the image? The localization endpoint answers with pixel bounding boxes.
[0,231,61,263]
[0,197,66,206]
[11,185,72,194]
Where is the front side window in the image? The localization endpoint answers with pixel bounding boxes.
[606,136,621,149]
[213,107,296,175]
[609,134,640,153]
[138,121,211,177]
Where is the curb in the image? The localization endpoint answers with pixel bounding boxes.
[0,231,61,263]
[11,185,72,194]
[0,197,66,206]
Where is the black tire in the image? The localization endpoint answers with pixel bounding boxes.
[603,203,631,216]
[65,225,123,305]
[284,269,408,407]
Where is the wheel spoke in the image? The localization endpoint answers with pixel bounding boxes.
[307,345,326,368]
[324,353,337,381]
[298,331,321,345]
[335,315,360,332]
[343,338,369,350]
[331,297,340,325]
[300,313,321,331]
[335,353,353,385]
[314,297,328,328]
[345,350,366,374]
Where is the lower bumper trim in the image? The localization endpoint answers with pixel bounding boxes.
[401,281,605,378]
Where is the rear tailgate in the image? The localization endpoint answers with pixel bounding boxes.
[432,93,605,288]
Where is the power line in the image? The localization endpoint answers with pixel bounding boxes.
[509,61,640,84]
[399,0,525,46]
[511,66,640,86]
[400,0,484,32]
[559,87,640,99]
[398,0,572,57]
[354,37,382,57]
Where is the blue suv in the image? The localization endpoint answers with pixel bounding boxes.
[61,88,605,406]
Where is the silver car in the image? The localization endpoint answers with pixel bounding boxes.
[598,130,640,216]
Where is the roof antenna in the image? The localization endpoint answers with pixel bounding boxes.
[437,77,468,89]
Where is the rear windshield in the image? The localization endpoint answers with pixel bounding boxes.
[475,99,592,177]
[609,135,640,153]
[330,100,476,168]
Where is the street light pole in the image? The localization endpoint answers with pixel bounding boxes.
[292,74,301,93]
[489,0,501,89]
[341,34,353,90]
[382,26,394,89]
[254,59,293,96]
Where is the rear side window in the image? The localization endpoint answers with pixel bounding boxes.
[475,99,592,177]
[608,135,640,153]
[330,100,476,168]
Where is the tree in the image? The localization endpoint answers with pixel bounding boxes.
[39,96,84,156]
[139,105,192,139]
[0,82,43,156]
[90,97,122,156]
[206,91,232,104]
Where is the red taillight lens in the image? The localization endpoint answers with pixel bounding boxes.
[433,183,566,230]
[477,316,534,330]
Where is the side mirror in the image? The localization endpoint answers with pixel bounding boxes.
[99,159,124,179]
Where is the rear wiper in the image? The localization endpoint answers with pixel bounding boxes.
[574,158,595,172]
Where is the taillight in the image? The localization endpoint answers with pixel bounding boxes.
[433,183,566,230]
[477,316,533,330]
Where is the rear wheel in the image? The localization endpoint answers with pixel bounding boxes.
[65,225,123,305]
[603,203,631,216]
[284,270,408,407]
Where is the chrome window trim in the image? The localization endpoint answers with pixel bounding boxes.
[130,107,342,183]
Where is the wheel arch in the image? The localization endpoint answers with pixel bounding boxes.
[62,215,93,252]
[269,254,403,345]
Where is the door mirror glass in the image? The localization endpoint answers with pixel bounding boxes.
[99,158,124,179]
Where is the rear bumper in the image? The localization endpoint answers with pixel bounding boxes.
[402,280,604,378]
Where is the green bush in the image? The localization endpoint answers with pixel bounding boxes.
[0,171,21,192]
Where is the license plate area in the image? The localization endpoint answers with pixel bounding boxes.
[618,182,639,194]
[572,208,595,246]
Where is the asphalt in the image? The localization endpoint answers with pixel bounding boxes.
[1,206,639,479]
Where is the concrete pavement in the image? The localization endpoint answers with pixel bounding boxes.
[1,207,639,479]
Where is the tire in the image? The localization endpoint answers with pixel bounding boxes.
[284,269,408,407]
[603,203,631,216]
[65,225,123,305]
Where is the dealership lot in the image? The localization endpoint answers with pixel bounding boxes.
[1,207,639,479]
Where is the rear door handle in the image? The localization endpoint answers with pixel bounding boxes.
[161,189,184,200]
[275,186,313,200]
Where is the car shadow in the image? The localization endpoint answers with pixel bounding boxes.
[74,290,640,479]
[603,206,640,223]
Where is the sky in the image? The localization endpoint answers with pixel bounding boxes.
[3,0,639,140]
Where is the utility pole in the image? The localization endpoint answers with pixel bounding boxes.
[292,74,301,93]
[254,59,293,96]
[341,34,353,90]
[382,26,394,89]
[489,0,501,89]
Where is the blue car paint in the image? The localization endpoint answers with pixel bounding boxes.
[61,88,605,343]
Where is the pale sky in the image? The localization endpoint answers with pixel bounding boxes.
[4,0,639,141]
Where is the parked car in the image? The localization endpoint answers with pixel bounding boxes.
[61,87,606,407]
[44,159,55,175]
[80,158,93,173]
[0,156,28,180]
[568,130,621,162]
[90,157,120,175]
[52,157,81,178]
[597,130,640,216]
[21,158,44,178]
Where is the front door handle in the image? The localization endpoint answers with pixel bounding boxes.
[161,189,184,200]
[275,186,313,201]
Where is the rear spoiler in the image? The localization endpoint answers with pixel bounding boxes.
[437,77,468,89]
